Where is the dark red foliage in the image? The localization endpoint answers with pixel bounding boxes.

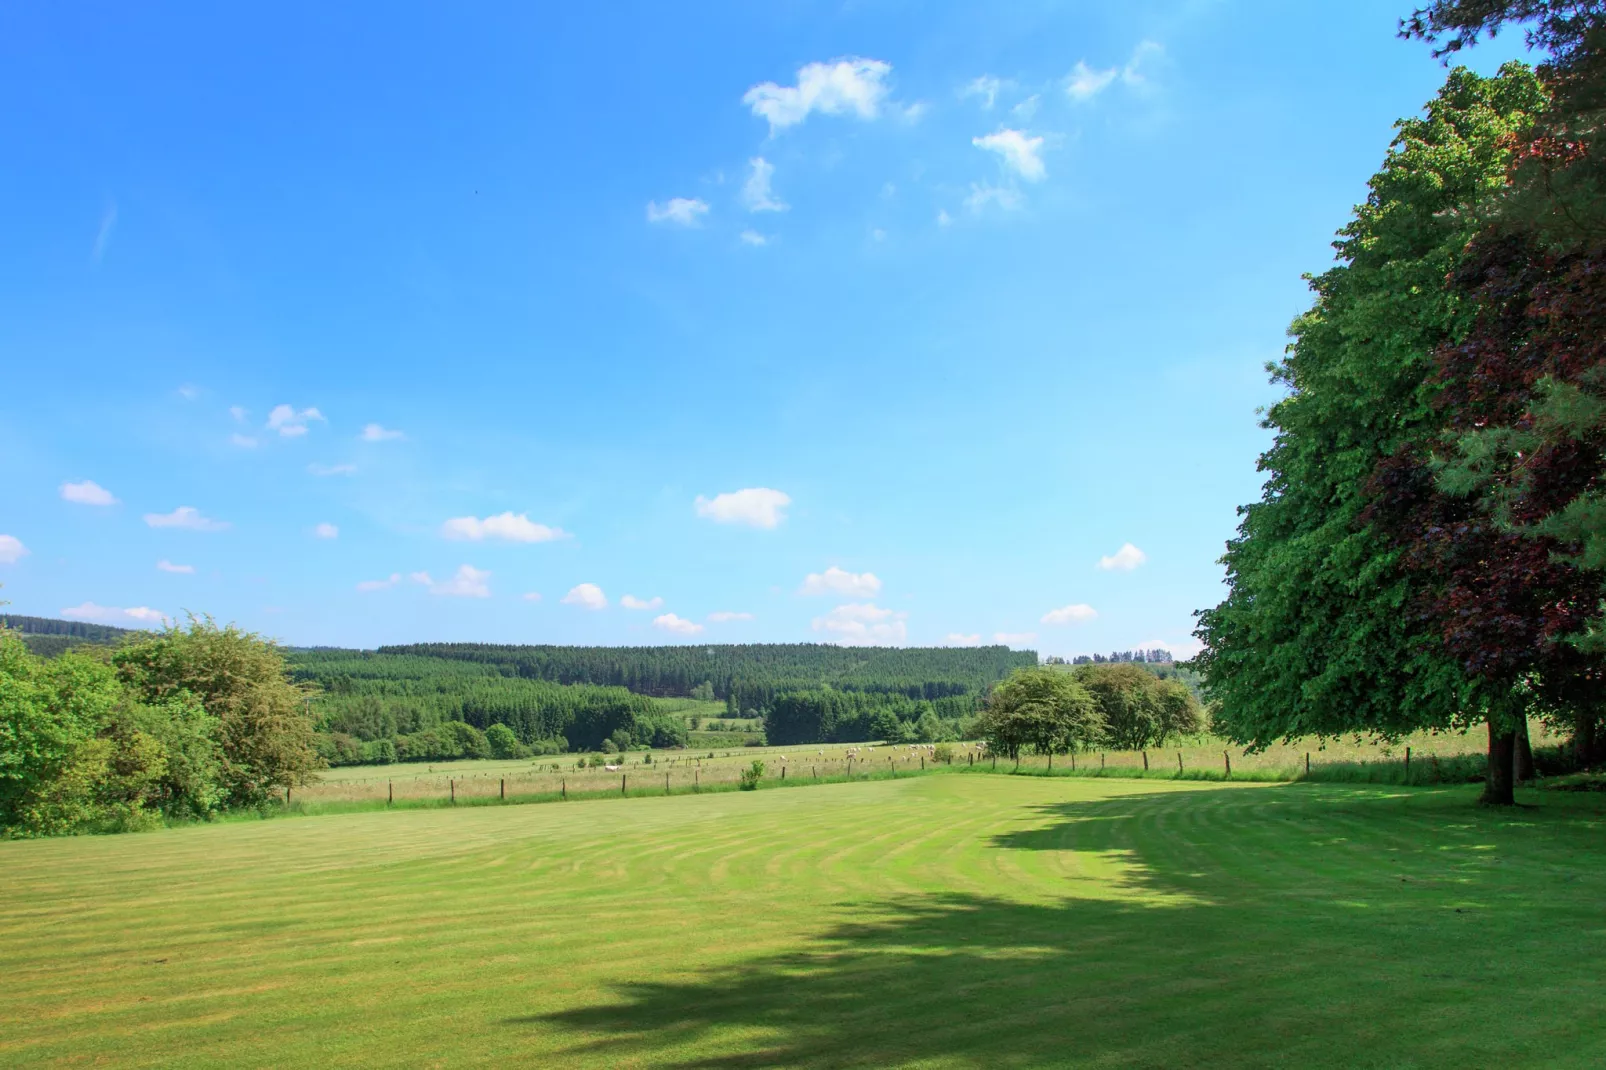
[1364,234,1606,702]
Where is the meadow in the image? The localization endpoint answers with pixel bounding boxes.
[2,771,1602,1068]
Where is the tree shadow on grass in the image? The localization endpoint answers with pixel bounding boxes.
[513,785,1606,1069]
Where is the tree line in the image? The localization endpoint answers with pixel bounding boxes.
[1198,3,1606,804]
[379,642,1035,709]
[288,649,684,763]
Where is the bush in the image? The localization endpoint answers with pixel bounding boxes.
[738,760,765,791]
[485,723,522,760]
[933,743,955,764]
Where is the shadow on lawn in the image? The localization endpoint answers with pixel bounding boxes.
[513,786,1605,1069]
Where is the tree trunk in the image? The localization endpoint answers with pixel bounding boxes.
[1514,717,1534,782]
[1576,711,1599,769]
[1481,722,1517,806]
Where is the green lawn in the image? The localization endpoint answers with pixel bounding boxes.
[1,775,1602,1067]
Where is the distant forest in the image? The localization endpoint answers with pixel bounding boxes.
[0,614,140,658]
[380,642,1035,710]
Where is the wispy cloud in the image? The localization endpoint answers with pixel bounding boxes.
[1066,61,1118,101]
[60,480,118,506]
[994,631,1037,645]
[799,566,882,598]
[742,157,788,212]
[411,565,491,598]
[361,423,404,442]
[694,487,790,529]
[945,633,982,646]
[708,611,754,623]
[1098,543,1147,571]
[231,434,259,449]
[156,560,195,574]
[960,75,1003,109]
[965,183,1024,213]
[973,129,1046,181]
[743,57,894,134]
[308,462,357,477]
[357,573,401,592]
[92,203,117,264]
[654,613,704,636]
[1041,603,1097,625]
[441,512,568,543]
[812,602,907,646]
[313,523,339,539]
[0,535,29,564]
[562,583,608,610]
[143,506,229,532]
[621,595,664,610]
[740,229,769,246]
[266,404,325,437]
[61,602,164,625]
[647,198,710,226]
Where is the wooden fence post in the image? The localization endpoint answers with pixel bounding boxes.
[1223,752,1232,778]
[1142,751,1149,772]
[622,774,627,797]
[1306,752,1311,776]
[1070,751,1076,771]
[921,756,926,771]
[450,779,455,804]
[387,779,393,805]
[1101,753,1106,770]
[665,771,670,794]
[286,787,291,806]
[1178,752,1184,773]
[500,778,505,801]
[695,769,699,792]
[561,779,567,800]
[1405,747,1412,780]
[968,752,973,766]
[781,766,786,780]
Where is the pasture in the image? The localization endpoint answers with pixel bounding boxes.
[2,773,1602,1068]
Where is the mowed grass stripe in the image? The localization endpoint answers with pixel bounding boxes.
[2,775,1604,1068]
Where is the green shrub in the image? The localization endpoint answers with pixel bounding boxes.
[738,760,765,791]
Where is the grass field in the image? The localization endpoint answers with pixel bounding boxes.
[3,774,1603,1068]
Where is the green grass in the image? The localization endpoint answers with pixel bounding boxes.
[2,776,1603,1068]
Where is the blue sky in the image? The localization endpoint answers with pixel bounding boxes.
[0,1,1529,655]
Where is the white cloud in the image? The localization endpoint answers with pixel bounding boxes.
[1098,543,1148,571]
[945,633,982,646]
[812,602,908,646]
[60,480,117,506]
[965,183,1023,212]
[231,434,259,449]
[740,229,769,246]
[313,523,339,540]
[871,228,887,242]
[522,591,543,602]
[308,462,357,477]
[1122,40,1165,89]
[357,573,401,592]
[266,404,325,437]
[937,209,953,227]
[156,560,194,574]
[1013,94,1041,119]
[972,129,1046,181]
[743,57,894,133]
[961,75,1002,109]
[646,198,710,226]
[177,385,200,401]
[1041,603,1098,625]
[361,423,404,442]
[621,594,664,610]
[799,566,882,598]
[92,204,117,263]
[1066,60,1118,101]
[229,406,247,423]
[0,535,29,564]
[694,487,790,529]
[994,631,1037,646]
[143,506,229,532]
[708,611,754,623]
[61,602,164,625]
[441,512,568,543]
[654,612,705,636]
[562,583,608,610]
[742,157,788,212]
[415,564,491,598]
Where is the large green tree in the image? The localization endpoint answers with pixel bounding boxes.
[979,667,1103,765]
[1196,66,1549,757]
